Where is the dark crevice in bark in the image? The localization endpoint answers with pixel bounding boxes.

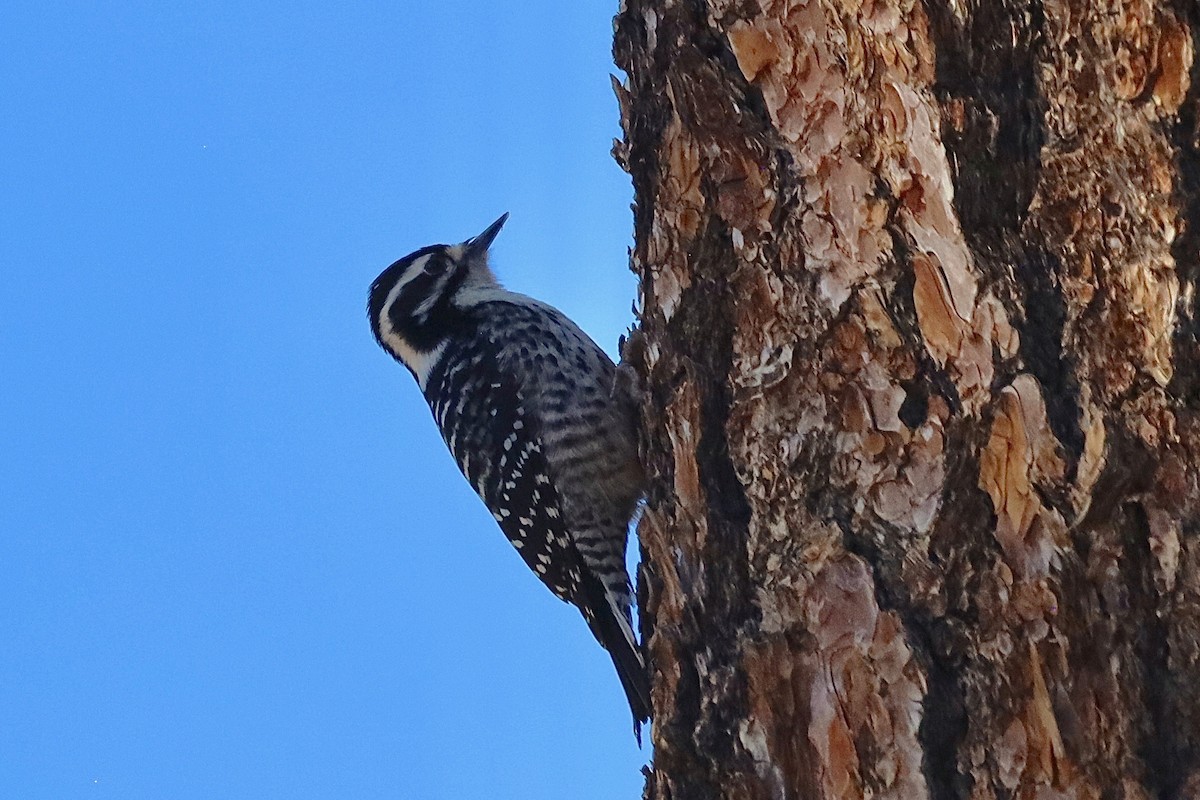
[922,415,1015,799]
[831,418,998,800]
[926,0,1088,476]
[926,0,1047,244]
[833,543,974,800]
[898,377,930,430]
[915,630,973,800]
[1013,247,1086,472]
[1050,553,1101,768]
[685,240,755,578]
[1167,1,1200,406]
[920,434,1001,800]
[837,511,972,800]
[1073,430,1158,536]
[923,0,1093,473]
[1124,504,1188,800]
[1060,433,1176,790]
[653,239,755,796]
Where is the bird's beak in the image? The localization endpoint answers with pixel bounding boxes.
[466,213,509,258]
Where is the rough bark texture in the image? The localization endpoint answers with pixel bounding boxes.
[612,0,1200,797]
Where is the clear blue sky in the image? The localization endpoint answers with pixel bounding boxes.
[0,2,645,797]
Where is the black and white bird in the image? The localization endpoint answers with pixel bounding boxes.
[367,214,650,731]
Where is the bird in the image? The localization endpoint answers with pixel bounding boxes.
[366,213,651,733]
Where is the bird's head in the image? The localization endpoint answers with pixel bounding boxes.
[368,213,508,369]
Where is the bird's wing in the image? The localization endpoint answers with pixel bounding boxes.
[423,344,586,604]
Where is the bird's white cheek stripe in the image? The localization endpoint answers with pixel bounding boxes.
[377,253,449,389]
[380,333,446,391]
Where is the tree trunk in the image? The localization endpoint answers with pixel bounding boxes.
[612,0,1200,797]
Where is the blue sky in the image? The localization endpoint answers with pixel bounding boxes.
[1,2,645,797]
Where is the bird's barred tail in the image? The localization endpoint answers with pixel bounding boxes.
[581,578,652,741]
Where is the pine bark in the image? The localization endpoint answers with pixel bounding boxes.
[612,0,1200,797]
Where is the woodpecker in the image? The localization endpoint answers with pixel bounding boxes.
[367,214,650,731]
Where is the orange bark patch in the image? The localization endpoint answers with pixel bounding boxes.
[979,375,1067,579]
[728,20,782,82]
